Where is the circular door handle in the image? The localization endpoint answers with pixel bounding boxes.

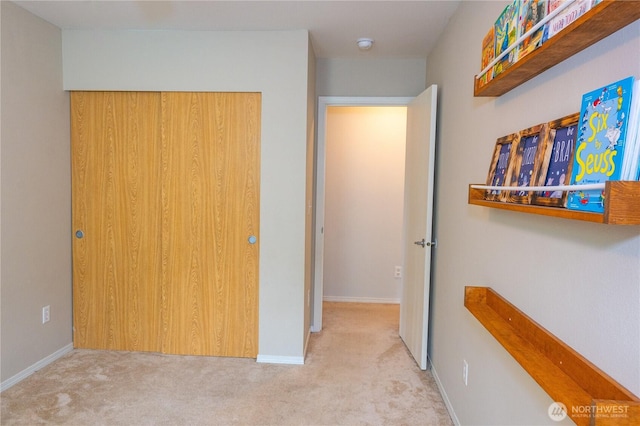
[248,235,257,244]
[75,230,84,239]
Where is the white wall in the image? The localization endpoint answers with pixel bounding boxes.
[317,58,426,97]
[323,106,406,303]
[426,1,640,424]
[1,1,72,385]
[62,29,313,362]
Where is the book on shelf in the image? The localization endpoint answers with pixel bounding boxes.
[542,0,593,42]
[622,79,640,181]
[479,27,495,87]
[518,0,548,60]
[567,76,637,213]
[493,0,520,78]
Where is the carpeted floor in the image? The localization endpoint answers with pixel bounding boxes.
[1,302,453,425]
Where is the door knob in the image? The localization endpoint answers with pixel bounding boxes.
[75,230,84,239]
[248,235,257,244]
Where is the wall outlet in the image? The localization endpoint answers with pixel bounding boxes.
[394,266,402,278]
[42,305,50,324]
[463,359,469,386]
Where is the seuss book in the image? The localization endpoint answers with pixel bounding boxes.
[493,1,520,77]
[567,76,635,213]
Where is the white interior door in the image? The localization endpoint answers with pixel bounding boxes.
[399,86,437,370]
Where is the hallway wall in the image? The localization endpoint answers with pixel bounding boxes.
[323,106,406,303]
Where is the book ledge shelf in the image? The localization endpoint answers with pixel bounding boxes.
[468,181,640,225]
[474,0,640,97]
[465,286,640,426]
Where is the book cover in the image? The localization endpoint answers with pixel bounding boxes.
[567,76,635,212]
[543,0,591,42]
[541,123,577,200]
[479,27,494,87]
[493,1,520,77]
[518,0,547,60]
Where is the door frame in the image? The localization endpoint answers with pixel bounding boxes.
[312,96,414,332]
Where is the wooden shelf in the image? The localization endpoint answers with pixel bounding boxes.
[475,0,640,97]
[465,286,640,426]
[468,181,640,225]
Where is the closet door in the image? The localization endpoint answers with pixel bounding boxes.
[160,92,260,357]
[71,91,163,351]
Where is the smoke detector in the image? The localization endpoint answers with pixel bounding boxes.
[356,38,374,51]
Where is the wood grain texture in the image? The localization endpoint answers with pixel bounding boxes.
[72,91,260,358]
[160,92,260,357]
[71,91,163,352]
[484,133,519,202]
[464,286,639,426]
[506,123,547,205]
[604,181,640,225]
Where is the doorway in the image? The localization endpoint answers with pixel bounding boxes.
[313,97,413,332]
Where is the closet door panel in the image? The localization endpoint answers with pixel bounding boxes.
[160,92,260,357]
[71,91,163,351]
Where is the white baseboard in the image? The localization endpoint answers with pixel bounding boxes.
[429,356,460,426]
[1,343,74,392]
[256,354,305,365]
[323,296,400,304]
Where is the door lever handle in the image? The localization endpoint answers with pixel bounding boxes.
[414,238,436,248]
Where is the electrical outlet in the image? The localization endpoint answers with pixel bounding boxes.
[463,359,469,386]
[394,266,402,278]
[42,305,50,324]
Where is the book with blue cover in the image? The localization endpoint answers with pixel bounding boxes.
[493,1,520,77]
[567,76,635,212]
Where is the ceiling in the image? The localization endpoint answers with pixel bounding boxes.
[14,0,461,59]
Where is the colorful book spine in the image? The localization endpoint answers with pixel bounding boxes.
[567,76,635,212]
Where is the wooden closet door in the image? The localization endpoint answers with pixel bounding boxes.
[160,92,260,357]
[71,92,163,351]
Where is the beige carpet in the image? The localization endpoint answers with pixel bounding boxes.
[1,302,452,425]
